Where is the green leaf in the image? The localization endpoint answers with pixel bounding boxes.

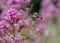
[31,0,42,12]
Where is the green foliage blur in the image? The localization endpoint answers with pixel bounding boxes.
[31,0,42,12]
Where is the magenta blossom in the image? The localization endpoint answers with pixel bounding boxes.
[18,19,29,27]
[2,8,22,23]
[36,24,46,34]
[7,0,31,8]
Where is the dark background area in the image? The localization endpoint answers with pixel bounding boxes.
[31,0,42,12]
[31,0,58,12]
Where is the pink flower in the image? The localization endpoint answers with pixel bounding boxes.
[7,0,21,8]
[14,33,22,41]
[0,29,5,35]
[13,23,19,32]
[42,12,51,21]
[7,35,14,42]
[18,20,29,27]
[22,40,25,43]
[28,32,41,43]
[3,8,22,23]
[20,0,31,4]
[46,4,55,12]
[0,38,5,43]
[22,0,31,3]
[36,24,46,34]
[41,0,53,7]
[7,0,31,8]
[54,7,60,17]
[39,9,51,21]
[28,31,34,39]
[7,0,14,5]
[34,38,40,43]
[15,0,21,3]
[0,20,6,28]
[3,15,12,23]
[6,23,12,30]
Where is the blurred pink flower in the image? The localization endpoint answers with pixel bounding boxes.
[35,38,40,43]
[57,0,60,8]
[18,20,29,27]
[14,33,22,41]
[7,35,14,42]
[13,23,20,32]
[41,0,53,7]
[7,0,31,8]
[42,12,51,21]
[36,24,46,34]
[0,20,6,28]
[2,8,22,23]
[7,0,21,8]
[0,29,5,35]
[0,38,5,43]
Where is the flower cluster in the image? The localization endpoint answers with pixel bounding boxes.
[0,8,29,43]
[7,0,31,8]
